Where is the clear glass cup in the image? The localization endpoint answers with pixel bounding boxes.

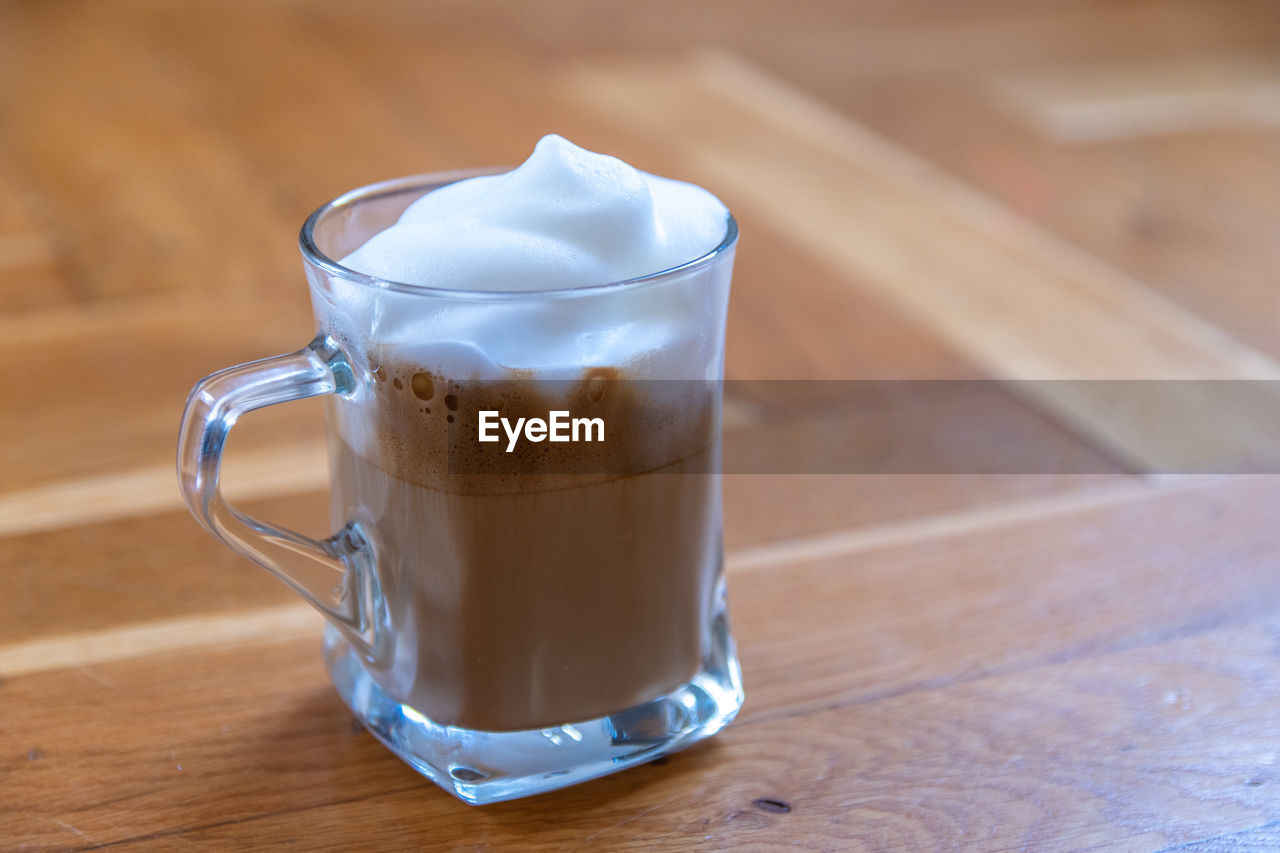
[177,169,743,804]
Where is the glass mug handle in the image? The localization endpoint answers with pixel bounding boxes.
[177,334,383,660]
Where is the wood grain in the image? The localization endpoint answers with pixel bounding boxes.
[159,624,1280,851]
[0,493,320,648]
[818,65,1280,365]
[0,304,322,490]
[0,603,317,679]
[989,56,1280,142]
[3,475,1277,849]
[0,441,328,538]
[3,0,1279,848]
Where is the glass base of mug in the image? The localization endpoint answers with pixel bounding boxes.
[322,603,744,805]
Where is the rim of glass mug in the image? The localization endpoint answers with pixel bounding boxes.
[299,168,740,299]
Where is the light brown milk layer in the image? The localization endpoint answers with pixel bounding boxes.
[327,358,721,731]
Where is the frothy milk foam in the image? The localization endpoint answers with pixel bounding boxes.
[333,134,726,377]
[343,134,726,292]
[318,136,733,731]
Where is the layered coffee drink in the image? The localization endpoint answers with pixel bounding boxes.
[315,136,734,732]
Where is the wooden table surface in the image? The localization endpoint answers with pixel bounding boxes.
[4,0,1280,849]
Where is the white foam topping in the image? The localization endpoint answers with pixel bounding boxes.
[319,135,731,402]
[341,134,728,291]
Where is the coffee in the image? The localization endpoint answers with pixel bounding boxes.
[327,359,719,730]
[322,135,733,732]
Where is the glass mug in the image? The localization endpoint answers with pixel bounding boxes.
[177,170,743,804]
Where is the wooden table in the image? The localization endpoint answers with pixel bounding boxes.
[4,0,1280,848]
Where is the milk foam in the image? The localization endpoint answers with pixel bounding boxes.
[341,134,727,292]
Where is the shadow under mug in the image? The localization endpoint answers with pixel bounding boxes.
[177,170,743,804]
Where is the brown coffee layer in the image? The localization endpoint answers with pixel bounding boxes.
[328,433,720,731]
[326,352,724,730]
